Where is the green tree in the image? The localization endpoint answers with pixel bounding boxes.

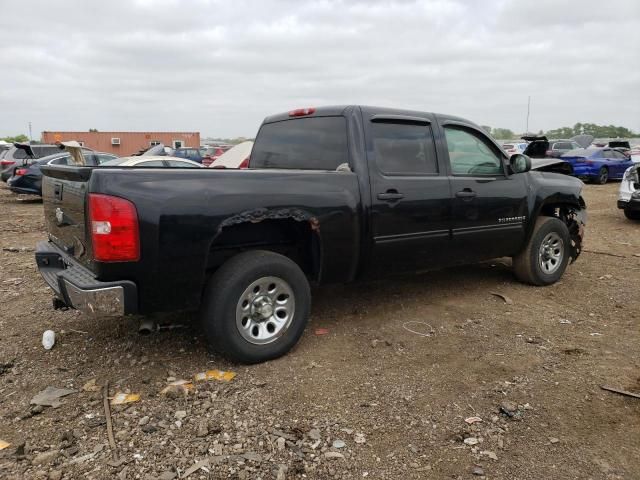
[491,128,515,140]
[481,125,492,134]
[1,134,29,143]
[89,128,98,132]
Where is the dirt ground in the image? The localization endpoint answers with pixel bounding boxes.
[0,182,638,480]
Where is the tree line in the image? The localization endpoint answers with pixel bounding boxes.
[482,123,638,141]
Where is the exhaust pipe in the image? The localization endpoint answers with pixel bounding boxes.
[138,319,158,335]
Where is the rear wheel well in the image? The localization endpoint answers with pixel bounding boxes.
[205,219,321,282]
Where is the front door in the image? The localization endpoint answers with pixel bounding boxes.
[366,116,452,275]
[441,123,529,263]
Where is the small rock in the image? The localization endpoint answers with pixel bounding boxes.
[500,401,518,417]
[481,450,498,460]
[332,439,346,449]
[549,437,560,444]
[354,433,366,444]
[276,437,286,451]
[141,424,157,434]
[115,430,128,440]
[138,416,150,426]
[48,470,63,480]
[174,410,187,420]
[308,429,321,440]
[472,466,485,476]
[213,443,223,456]
[276,464,287,480]
[32,450,59,465]
[196,422,208,438]
[324,451,345,460]
[464,437,479,446]
[157,471,176,480]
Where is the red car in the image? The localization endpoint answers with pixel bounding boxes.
[200,145,232,167]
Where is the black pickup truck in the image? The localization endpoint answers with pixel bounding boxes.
[36,105,586,363]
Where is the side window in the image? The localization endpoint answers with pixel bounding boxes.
[444,126,504,176]
[251,116,348,170]
[167,160,199,168]
[50,156,70,165]
[97,154,117,164]
[139,160,165,167]
[370,121,438,175]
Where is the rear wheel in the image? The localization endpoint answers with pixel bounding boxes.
[595,167,609,184]
[512,216,571,286]
[624,209,640,221]
[201,250,311,363]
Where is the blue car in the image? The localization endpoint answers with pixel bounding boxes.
[561,148,634,184]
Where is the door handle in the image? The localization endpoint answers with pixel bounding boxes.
[455,189,477,199]
[377,190,404,201]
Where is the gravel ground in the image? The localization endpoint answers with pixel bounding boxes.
[0,182,638,480]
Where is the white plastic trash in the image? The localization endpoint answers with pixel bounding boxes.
[42,330,55,350]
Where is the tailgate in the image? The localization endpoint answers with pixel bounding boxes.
[41,165,95,269]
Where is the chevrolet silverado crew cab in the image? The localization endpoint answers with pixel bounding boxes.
[36,106,587,363]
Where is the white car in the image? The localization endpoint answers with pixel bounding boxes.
[617,164,640,220]
[209,141,253,169]
[502,142,527,157]
[101,156,202,168]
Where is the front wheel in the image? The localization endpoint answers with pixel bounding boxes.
[512,216,571,286]
[201,250,311,363]
[595,167,609,184]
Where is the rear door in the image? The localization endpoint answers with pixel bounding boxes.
[364,114,452,274]
[439,122,528,262]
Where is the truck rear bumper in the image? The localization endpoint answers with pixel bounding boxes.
[35,241,137,316]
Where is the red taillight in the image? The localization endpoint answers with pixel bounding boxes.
[88,193,139,262]
[15,168,28,176]
[288,107,316,117]
[1,160,15,167]
[202,157,213,166]
[238,157,249,169]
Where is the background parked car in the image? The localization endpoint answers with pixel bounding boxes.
[502,142,528,157]
[617,164,640,220]
[209,141,253,169]
[7,150,116,195]
[1,143,61,182]
[100,156,203,168]
[173,147,205,163]
[200,145,231,166]
[561,148,634,184]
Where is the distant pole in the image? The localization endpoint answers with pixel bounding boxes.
[28,121,33,143]
[525,96,531,134]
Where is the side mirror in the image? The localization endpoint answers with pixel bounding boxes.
[510,153,531,174]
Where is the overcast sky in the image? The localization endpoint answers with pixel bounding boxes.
[1,0,639,139]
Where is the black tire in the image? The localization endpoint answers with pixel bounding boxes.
[201,250,311,363]
[512,216,571,286]
[624,209,640,221]
[595,167,609,185]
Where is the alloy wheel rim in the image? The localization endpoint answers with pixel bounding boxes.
[235,276,295,345]
[538,232,564,274]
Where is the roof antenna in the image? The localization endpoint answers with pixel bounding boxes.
[525,96,531,135]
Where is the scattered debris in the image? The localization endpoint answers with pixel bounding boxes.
[481,450,498,460]
[42,330,55,350]
[402,321,435,337]
[110,393,141,405]
[103,382,119,462]
[590,332,603,336]
[30,386,77,408]
[0,359,15,375]
[549,437,560,444]
[82,379,101,392]
[161,380,194,397]
[354,433,366,444]
[324,451,345,460]
[472,466,485,476]
[332,439,346,449]
[585,249,625,258]
[32,449,60,465]
[490,292,514,305]
[463,437,479,445]
[600,385,640,399]
[314,328,330,335]
[499,400,519,418]
[0,440,10,450]
[182,458,210,478]
[465,416,483,425]
[559,318,572,324]
[194,369,236,382]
